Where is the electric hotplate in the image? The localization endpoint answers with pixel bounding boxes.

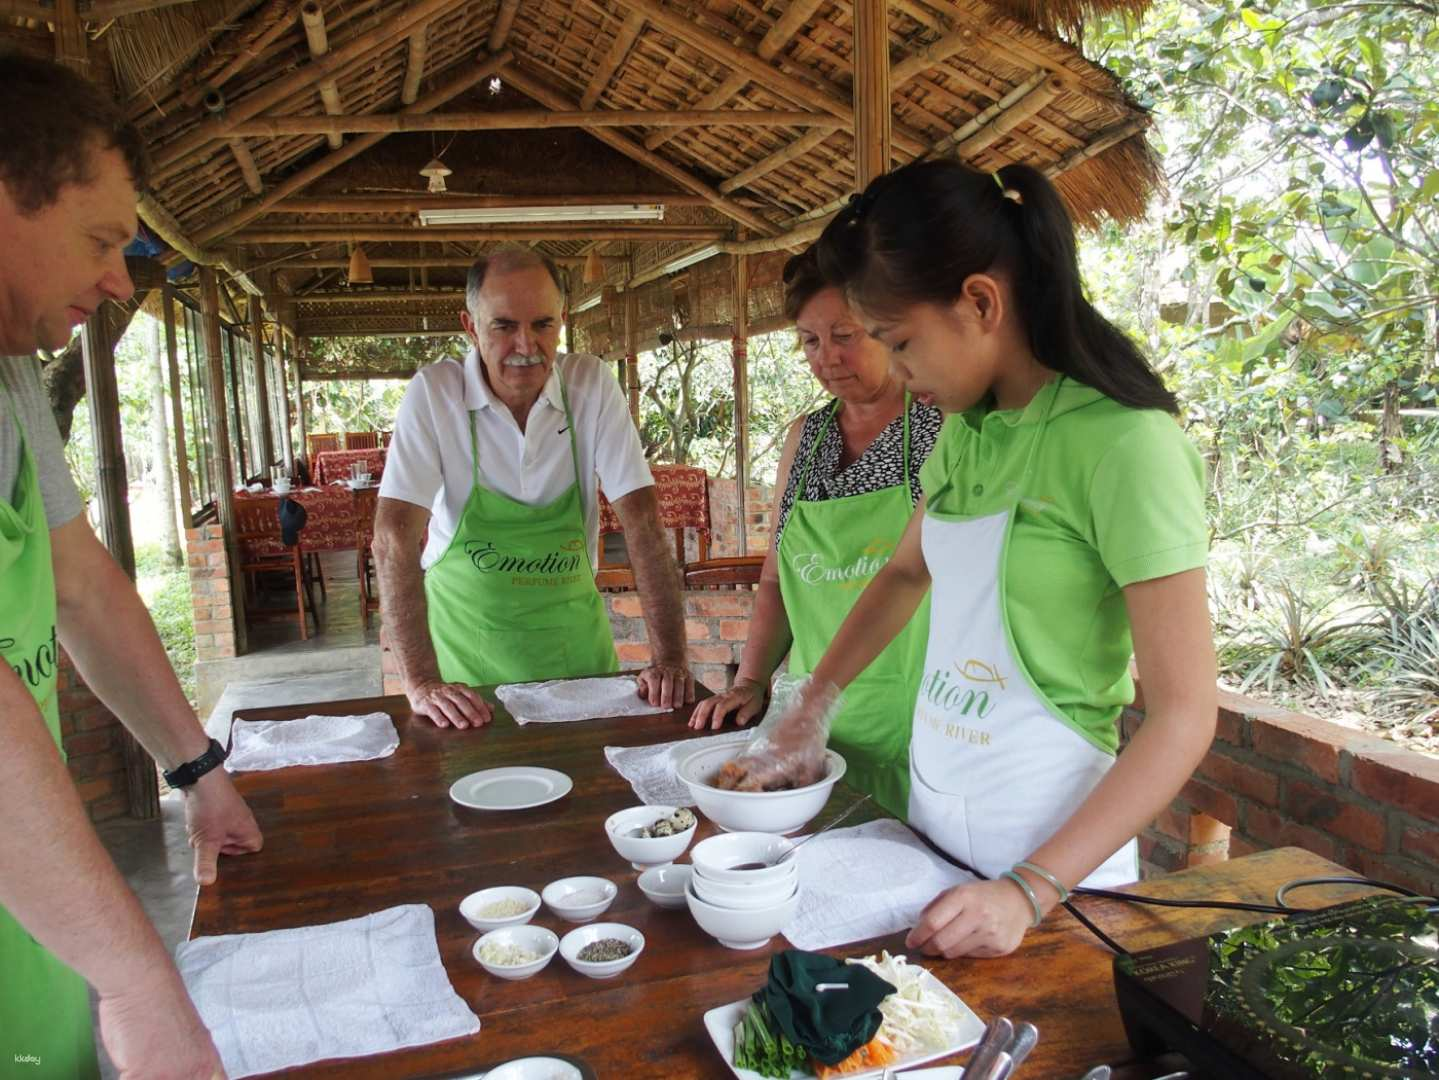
[1113,894,1439,1078]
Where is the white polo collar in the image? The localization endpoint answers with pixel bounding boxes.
[462,347,566,415]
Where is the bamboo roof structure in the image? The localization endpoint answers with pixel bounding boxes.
[4,0,1162,350]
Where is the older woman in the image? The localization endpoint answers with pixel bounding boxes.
[689,248,942,818]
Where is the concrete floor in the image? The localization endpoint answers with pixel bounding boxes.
[93,550,386,1075]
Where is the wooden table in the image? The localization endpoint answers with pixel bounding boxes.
[312,448,387,486]
[200,695,1384,1079]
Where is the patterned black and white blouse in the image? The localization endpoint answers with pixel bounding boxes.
[774,398,944,547]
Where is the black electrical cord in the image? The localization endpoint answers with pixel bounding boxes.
[1062,876,1432,957]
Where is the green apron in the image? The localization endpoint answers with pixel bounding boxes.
[777,399,930,820]
[0,389,99,1077]
[424,374,620,686]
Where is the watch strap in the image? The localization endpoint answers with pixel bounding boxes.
[163,738,228,789]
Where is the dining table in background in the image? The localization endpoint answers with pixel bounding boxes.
[312,447,388,486]
[234,486,371,553]
[198,690,1388,1079]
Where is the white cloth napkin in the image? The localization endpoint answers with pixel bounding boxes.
[603,728,751,806]
[176,904,479,1079]
[226,712,399,772]
[783,819,976,951]
[498,675,669,726]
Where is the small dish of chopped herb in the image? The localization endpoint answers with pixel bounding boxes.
[560,922,645,979]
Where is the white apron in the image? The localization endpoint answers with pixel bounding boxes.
[907,379,1138,889]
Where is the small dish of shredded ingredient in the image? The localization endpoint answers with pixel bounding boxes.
[637,807,697,838]
[576,938,633,962]
[479,897,533,918]
[478,939,540,966]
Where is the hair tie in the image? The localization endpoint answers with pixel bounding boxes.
[992,171,1023,205]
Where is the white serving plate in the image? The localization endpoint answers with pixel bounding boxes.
[702,965,983,1080]
[450,766,573,810]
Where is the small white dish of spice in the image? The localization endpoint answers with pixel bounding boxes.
[472,924,559,980]
[542,876,618,923]
[558,922,645,980]
[460,885,541,932]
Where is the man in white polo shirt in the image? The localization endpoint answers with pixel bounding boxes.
[374,247,694,728]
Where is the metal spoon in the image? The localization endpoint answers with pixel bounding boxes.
[772,793,874,864]
[1079,1067,1111,1080]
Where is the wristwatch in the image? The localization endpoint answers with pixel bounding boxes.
[163,738,228,789]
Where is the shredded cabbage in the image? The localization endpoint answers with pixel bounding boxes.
[846,951,963,1056]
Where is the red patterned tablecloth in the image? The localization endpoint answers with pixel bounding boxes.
[598,463,710,535]
[234,486,372,554]
[312,448,387,486]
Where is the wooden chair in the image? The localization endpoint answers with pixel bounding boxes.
[346,431,380,450]
[379,430,393,448]
[596,465,763,592]
[354,487,380,627]
[234,498,317,639]
[306,433,340,457]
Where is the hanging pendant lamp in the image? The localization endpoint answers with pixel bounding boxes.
[347,244,373,284]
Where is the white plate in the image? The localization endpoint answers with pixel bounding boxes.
[702,965,982,1080]
[450,766,573,810]
[484,1057,583,1080]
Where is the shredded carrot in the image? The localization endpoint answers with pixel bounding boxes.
[812,1035,898,1078]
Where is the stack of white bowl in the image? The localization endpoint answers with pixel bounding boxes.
[686,832,802,950]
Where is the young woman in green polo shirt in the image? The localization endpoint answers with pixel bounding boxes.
[724,159,1217,960]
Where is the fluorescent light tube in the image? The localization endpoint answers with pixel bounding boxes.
[570,292,602,314]
[417,204,665,225]
[655,244,722,276]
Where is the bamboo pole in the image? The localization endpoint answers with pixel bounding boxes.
[890,27,975,85]
[231,224,731,243]
[161,286,194,519]
[192,49,513,245]
[151,0,464,178]
[731,251,749,556]
[176,0,297,110]
[499,64,777,237]
[199,269,251,654]
[950,75,1063,160]
[645,72,746,151]
[300,0,346,150]
[53,0,88,74]
[229,139,264,195]
[927,72,1046,158]
[81,312,136,578]
[249,295,276,470]
[623,287,639,421]
[581,9,645,109]
[295,341,309,465]
[137,195,264,295]
[489,0,519,49]
[853,0,890,187]
[718,129,830,195]
[1043,117,1148,176]
[0,0,49,20]
[402,26,427,103]
[257,254,628,270]
[600,0,927,158]
[227,108,844,137]
[275,326,295,470]
[293,289,465,303]
[273,193,709,213]
[90,0,208,16]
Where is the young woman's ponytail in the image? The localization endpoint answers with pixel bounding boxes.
[816,159,1178,414]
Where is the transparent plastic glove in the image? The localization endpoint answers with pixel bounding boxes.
[712,675,842,792]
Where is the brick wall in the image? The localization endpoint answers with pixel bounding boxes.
[57,650,130,822]
[609,590,756,693]
[1129,685,1439,893]
[186,523,236,661]
[707,478,773,557]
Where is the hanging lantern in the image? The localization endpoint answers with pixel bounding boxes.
[420,157,452,194]
[583,250,605,285]
[347,245,373,285]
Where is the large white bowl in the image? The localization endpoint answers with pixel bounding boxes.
[676,742,846,835]
[690,832,798,886]
[692,868,798,910]
[459,886,541,932]
[637,864,693,909]
[686,880,801,950]
[472,924,559,980]
[542,876,618,923]
[604,805,697,869]
[558,922,645,980]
